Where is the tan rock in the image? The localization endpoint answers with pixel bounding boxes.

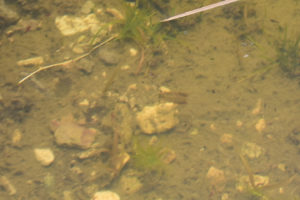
[241,142,264,159]
[129,48,138,56]
[255,118,266,133]
[52,118,98,149]
[236,175,269,192]
[12,129,22,147]
[17,56,44,67]
[34,148,55,166]
[136,102,178,134]
[55,14,100,36]
[206,166,226,192]
[236,120,243,127]
[220,133,233,144]
[92,191,120,200]
[220,133,233,148]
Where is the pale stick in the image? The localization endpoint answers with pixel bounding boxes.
[18,34,118,85]
[160,0,240,22]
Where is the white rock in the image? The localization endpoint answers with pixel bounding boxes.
[55,14,100,36]
[92,191,120,200]
[17,56,44,67]
[34,148,55,166]
[136,102,178,134]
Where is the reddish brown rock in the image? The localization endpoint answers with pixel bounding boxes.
[52,115,97,149]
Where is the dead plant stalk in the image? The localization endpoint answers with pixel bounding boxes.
[18,34,118,85]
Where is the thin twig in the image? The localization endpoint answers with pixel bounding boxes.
[160,0,240,22]
[18,34,118,85]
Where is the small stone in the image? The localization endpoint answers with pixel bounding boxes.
[92,191,120,200]
[136,102,178,134]
[241,142,264,159]
[236,175,269,192]
[220,133,233,147]
[279,187,284,194]
[255,118,266,133]
[129,48,138,56]
[278,163,286,172]
[54,122,97,149]
[159,86,171,93]
[121,64,130,70]
[236,120,243,127]
[79,99,89,106]
[210,123,216,131]
[206,166,226,192]
[17,56,44,67]
[34,148,55,166]
[12,129,22,147]
[128,83,137,90]
[55,14,100,36]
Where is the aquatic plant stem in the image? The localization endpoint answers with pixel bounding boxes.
[18,34,118,85]
[135,47,145,74]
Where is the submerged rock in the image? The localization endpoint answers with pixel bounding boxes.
[54,122,97,149]
[52,116,98,149]
[136,102,179,134]
[0,0,19,25]
[206,166,226,192]
[241,142,265,159]
[34,148,55,166]
[236,175,269,192]
[55,14,100,36]
[92,191,120,200]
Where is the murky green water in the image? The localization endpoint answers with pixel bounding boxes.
[0,0,299,200]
